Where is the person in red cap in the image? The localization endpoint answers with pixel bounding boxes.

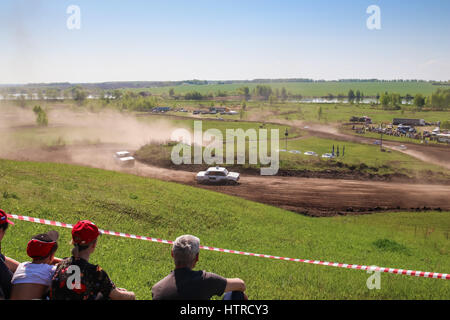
[10,231,61,300]
[50,220,135,300]
[0,209,19,300]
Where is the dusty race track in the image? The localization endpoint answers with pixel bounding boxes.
[4,144,450,217]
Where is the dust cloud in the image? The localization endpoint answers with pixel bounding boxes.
[0,105,191,170]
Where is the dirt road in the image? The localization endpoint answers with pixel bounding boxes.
[5,144,450,216]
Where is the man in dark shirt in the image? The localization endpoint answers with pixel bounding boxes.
[152,234,246,300]
[0,209,17,300]
[50,220,135,300]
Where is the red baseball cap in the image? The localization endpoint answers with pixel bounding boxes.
[0,209,14,226]
[72,220,100,245]
[27,231,59,259]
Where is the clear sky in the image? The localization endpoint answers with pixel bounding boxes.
[0,0,449,84]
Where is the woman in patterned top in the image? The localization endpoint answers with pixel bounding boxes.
[50,220,135,300]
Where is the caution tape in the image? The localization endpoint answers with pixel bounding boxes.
[7,213,449,280]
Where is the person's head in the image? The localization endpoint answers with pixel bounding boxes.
[71,220,100,258]
[0,209,14,242]
[171,235,200,269]
[27,231,59,264]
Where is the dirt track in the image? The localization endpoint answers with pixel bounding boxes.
[5,144,450,216]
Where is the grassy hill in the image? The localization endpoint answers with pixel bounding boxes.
[0,159,448,299]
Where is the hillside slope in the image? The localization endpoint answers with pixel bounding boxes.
[0,159,448,299]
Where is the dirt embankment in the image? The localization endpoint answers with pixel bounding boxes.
[4,144,450,217]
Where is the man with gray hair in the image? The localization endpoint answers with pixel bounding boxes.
[152,235,246,300]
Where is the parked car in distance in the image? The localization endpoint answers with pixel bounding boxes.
[321,153,335,159]
[114,151,135,168]
[304,151,318,156]
[196,167,240,185]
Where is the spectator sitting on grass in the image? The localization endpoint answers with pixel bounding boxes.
[0,209,19,300]
[152,234,247,300]
[10,231,62,300]
[50,220,135,300]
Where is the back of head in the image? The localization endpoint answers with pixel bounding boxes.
[71,220,100,257]
[27,231,59,262]
[172,235,200,268]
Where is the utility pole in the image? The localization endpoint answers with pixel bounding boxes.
[285,128,288,150]
[380,122,384,151]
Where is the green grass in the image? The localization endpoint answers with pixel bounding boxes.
[130,81,447,97]
[0,159,449,299]
[283,137,448,175]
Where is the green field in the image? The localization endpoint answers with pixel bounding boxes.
[241,102,450,124]
[132,81,448,97]
[1,159,448,300]
[283,137,447,174]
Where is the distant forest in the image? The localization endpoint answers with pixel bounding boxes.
[1,79,448,91]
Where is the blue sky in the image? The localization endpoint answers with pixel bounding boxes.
[0,0,449,83]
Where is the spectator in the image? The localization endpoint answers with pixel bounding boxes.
[0,209,18,300]
[50,220,135,300]
[10,231,61,300]
[152,234,246,300]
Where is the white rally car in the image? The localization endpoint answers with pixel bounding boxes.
[196,167,240,185]
[114,151,136,168]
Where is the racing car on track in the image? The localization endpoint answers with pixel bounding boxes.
[114,151,135,168]
[196,167,240,185]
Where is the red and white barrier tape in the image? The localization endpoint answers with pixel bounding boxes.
[7,213,449,280]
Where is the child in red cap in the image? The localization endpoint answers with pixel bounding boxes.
[50,220,135,300]
[10,231,61,300]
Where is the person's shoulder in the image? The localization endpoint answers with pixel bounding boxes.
[202,270,223,279]
[83,261,111,280]
[153,271,174,286]
[54,257,72,268]
[41,263,56,272]
[92,262,108,275]
[17,261,31,269]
